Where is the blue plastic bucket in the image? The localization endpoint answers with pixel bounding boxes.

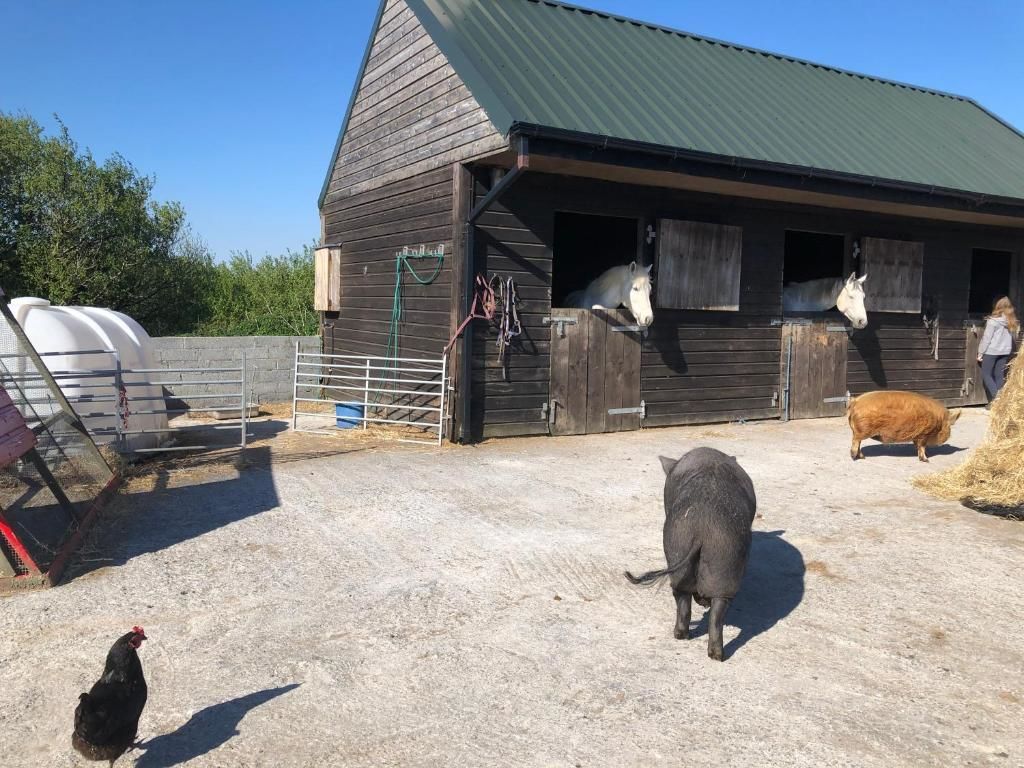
[335,402,364,429]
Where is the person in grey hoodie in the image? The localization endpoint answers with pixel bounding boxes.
[977,296,1019,402]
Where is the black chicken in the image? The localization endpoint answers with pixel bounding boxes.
[72,626,148,766]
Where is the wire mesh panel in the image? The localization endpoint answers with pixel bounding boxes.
[0,293,115,588]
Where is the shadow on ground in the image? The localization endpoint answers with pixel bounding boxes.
[689,529,805,659]
[134,684,300,768]
[63,447,282,581]
[858,443,966,459]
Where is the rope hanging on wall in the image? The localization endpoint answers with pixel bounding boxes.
[444,274,496,356]
[443,274,521,380]
[380,245,445,397]
[922,295,940,362]
[495,277,522,381]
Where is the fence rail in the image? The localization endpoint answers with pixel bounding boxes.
[291,345,447,446]
[0,348,251,454]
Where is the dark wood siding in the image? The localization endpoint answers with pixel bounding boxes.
[642,313,781,426]
[469,173,786,437]
[848,319,967,402]
[322,166,455,361]
[467,171,1024,437]
[470,172,553,439]
[322,0,504,205]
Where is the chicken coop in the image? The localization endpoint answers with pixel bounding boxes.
[315,0,1024,443]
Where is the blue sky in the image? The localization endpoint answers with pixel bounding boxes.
[3,1,1022,261]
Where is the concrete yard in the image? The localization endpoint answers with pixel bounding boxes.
[1,409,1021,767]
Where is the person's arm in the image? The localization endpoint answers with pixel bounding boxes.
[978,319,995,360]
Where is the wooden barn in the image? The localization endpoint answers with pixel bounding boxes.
[316,0,1024,442]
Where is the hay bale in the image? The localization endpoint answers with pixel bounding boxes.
[914,354,1023,516]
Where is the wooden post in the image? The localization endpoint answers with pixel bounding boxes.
[1010,251,1024,317]
[449,164,473,442]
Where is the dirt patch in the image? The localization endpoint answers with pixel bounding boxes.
[1,409,1022,767]
[805,559,841,580]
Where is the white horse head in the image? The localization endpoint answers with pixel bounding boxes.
[624,261,654,328]
[836,272,868,329]
[565,261,654,328]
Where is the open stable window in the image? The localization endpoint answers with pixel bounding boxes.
[969,249,1012,315]
[860,237,924,313]
[783,230,845,284]
[552,212,639,307]
[655,219,742,311]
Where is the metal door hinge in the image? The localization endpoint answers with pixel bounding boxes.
[547,399,559,425]
[608,400,646,418]
[611,325,643,333]
[823,391,852,404]
[543,316,578,338]
[771,390,779,408]
[825,325,849,333]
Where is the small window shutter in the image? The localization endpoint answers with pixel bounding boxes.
[655,219,742,310]
[861,237,924,313]
[314,245,342,311]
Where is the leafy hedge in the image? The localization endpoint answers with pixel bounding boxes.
[1,112,317,337]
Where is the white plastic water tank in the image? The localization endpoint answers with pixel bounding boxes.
[8,298,167,452]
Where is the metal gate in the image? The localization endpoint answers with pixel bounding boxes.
[0,348,251,454]
[291,346,448,446]
[780,320,849,420]
[545,308,644,435]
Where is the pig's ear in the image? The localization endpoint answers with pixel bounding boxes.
[658,456,676,475]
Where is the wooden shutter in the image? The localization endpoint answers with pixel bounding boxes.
[656,219,742,310]
[860,237,923,313]
[314,245,341,311]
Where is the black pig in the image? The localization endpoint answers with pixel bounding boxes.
[626,447,757,661]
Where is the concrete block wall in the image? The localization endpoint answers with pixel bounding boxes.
[150,336,319,408]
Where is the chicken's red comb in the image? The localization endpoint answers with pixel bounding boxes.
[132,626,146,636]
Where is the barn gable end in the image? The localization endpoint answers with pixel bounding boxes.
[320,0,506,211]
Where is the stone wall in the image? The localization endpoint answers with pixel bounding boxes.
[150,336,319,407]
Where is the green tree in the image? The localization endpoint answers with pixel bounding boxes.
[0,113,213,335]
[198,248,317,336]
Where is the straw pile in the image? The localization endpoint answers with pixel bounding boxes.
[914,354,1024,517]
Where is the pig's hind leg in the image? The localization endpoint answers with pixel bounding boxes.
[708,597,731,661]
[915,440,929,462]
[672,586,692,640]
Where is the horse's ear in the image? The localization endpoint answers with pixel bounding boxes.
[645,264,653,275]
[857,273,868,284]
[847,271,857,283]
[629,261,637,275]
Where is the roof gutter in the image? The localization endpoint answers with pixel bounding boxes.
[508,122,1024,213]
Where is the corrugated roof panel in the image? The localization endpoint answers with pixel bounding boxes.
[409,0,1024,200]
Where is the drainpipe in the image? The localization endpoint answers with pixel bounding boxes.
[457,136,530,442]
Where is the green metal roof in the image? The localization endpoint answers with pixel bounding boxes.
[407,0,1024,202]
